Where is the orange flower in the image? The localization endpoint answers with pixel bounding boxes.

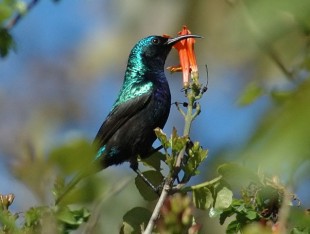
[167,26,199,88]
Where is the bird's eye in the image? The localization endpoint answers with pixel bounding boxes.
[152,38,160,45]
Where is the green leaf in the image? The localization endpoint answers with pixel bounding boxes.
[209,207,224,218]
[120,222,135,234]
[57,175,104,205]
[170,127,188,154]
[217,163,261,189]
[214,187,233,211]
[24,207,45,227]
[0,28,16,57]
[140,151,165,171]
[183,142,208,177]
[121,207,152,234]
[219,208,235,225]
[302,55,310,71]
[237,82,264,106]
[210,187,233,218]
[291,227,310,234]
[14,1,27,15]
[57,207,77,225]
[57,206,90,230]
[0,3,13,22]
[192,187,213,210]
[48,139,97,175]
[0,207,19,232]
[239,80,310,176]
[135,170,164,201]
[289,207,310,230]
[270,89,294,103]
[226,220,241,234]
[245,210,257,220]
[255,185,281,209]
[53,176,66,199]
[154,128,169,149]
[165,154,176,169]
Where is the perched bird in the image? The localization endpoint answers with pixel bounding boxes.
[56,34,201,204]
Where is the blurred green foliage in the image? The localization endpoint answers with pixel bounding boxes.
[241,80,310,178]
[121,207,151,233]
[0,0,20,56]
[237,82,264,106]
[0,28,14,56]
[156,194,198,234]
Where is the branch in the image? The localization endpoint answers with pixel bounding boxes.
[181,175,222,192]
[143,181,171,234]
[143,149,186,233]
[264,47,295,81]
[5,0,40,30]
[143,81,200,233]
[174,102,186,117]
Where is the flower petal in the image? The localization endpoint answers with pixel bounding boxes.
[167,25,199,88]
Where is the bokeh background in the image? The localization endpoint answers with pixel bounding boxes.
[1,0,310,233]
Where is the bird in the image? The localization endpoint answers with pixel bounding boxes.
[55,34,201,205]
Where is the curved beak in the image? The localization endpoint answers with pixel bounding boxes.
[165,34,203,45]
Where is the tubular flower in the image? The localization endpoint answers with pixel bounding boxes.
[166,26,199,88]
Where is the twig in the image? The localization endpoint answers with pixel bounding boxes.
[181,175,222,192]
[143,150,185,233]
[264,47,295,81]
[143,76,199,233]
[5,0,40,30]
[174,102,186,117]
[143,145,189,233]
[143,181,171,234]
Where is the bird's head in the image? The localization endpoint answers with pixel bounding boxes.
[128,34,201,70]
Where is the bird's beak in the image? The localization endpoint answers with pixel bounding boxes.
[165,34,203,45]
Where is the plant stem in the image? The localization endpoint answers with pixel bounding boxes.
[144,81,199,234]
[182,176,222,192]
[143,182,171,234]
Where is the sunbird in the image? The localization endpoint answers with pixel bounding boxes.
[56,34,201,204]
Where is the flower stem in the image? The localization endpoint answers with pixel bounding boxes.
[144,77,202,234]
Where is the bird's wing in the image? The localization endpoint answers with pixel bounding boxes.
[94,91,152,147]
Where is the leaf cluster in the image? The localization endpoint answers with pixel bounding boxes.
[154,127,208,181]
